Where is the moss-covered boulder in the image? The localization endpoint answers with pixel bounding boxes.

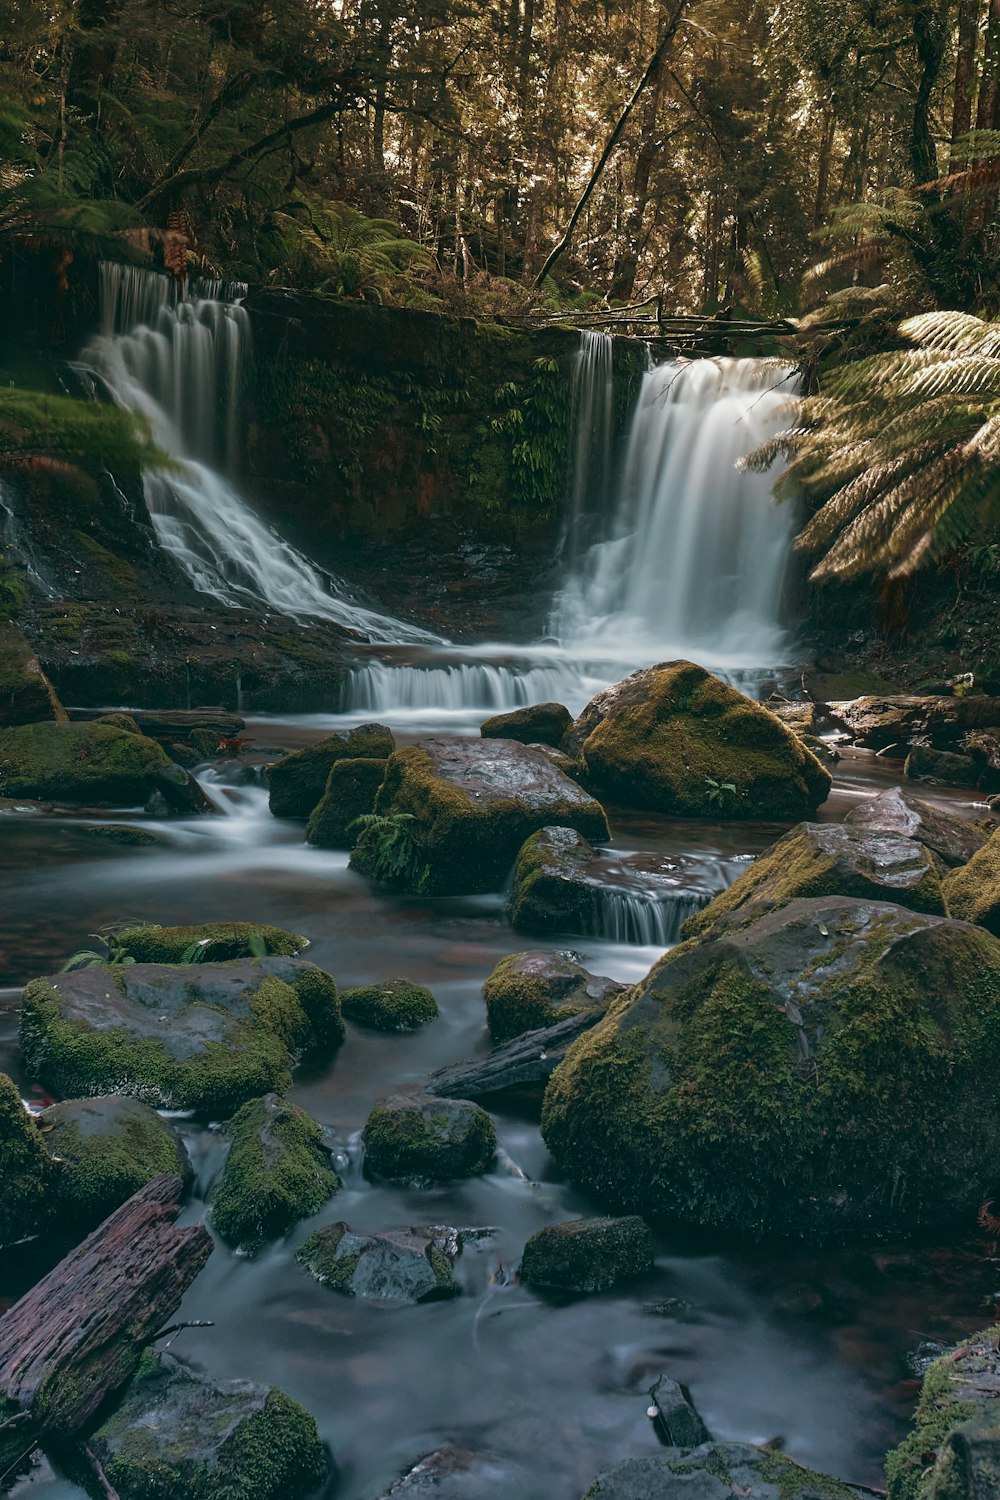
[211,1093,338,1253]
[352,736,609,895]
[683,822,946,940]
[268,723,394,819]
[20,957,343,1113]
[508,826,598,934]
[0,622,65,728]
[0,1071,56,1247]
[341,978,438,1032]
[305,756,387,848]
[943,827,1000,936]
[41,1095,192,1230]
[113,921,308,964]
[520,1215,652,1293]
[0,721,180,806]
[845,786,988,868]
[86,823,164,847]
[483,950,625,1043]
[886,1324,1000,1500]
[582,1441,858,1500]
[86,1350,328,1500]
[481,702,572,747]
[362,1092,496,1183]
[905,744,982,790]
[542,895,1000,1239]
[297,1221,461,1302]
[564,661,831,819]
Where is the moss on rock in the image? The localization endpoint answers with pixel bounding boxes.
[0,1071,57,1247]
[41,1095,192,1230]
[86,824,164,847]
[211,1093,339,1253]
[0,721,173,805]
[0,621,65,728]
[305,756,387,848]
[362,1092,496,1182]
[481,702,572,747]
[113,921,308,963]
[582,1441,858,1500]
[483,950,625,1043]
[268,723,394,820]
[520,1215,653,1293]
[341,978,438,1032]
[943,827,1000,936]
[507,826,599,935]
[886,1325,1000,1500]
[297,1220,461,1302]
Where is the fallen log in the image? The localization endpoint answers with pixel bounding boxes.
[425,1009,603,1100]
[70,708,245,741]
[0,1174,212,1471]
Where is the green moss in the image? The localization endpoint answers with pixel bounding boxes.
[0,553,27,623]
[507,826,595,935]
[943,828,1000,935]
[483,950,605,1042]
[305,755,387,848]
[362,1093,496,1182]
[297,1226,362,1292]
[340,978,438,1032]
[114,921,308,964]
[86,824,163,846]
[211,1094,338,1253]
[268,726,393,820]
[0,721,171,803]
[0,1071,57,1247]
[43,1096,192,1230]
[885,1327,1000,1500]
[520,1215,653,1292]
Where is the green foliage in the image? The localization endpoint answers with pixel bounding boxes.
[491,357,570,512]
[702,776,739,809]
[273,196,433,301]
[349,811,430,891]
[0,554,27,622]
[0,390,163,475]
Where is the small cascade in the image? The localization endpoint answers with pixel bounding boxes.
[580,849,744,948]
[77,263,441,645]
[589,887,710,947]
[340,655,591,716]
[561,331,615,569]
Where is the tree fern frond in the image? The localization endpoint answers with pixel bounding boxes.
[897,310,989,351]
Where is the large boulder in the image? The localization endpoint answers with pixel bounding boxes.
[41,1095,192,1231]
[341,978,438,1032]
[297,1221,462,1302]
[581,1442,857,1500]
[480,702,572,747]
[20,957,343,1113]
[362,1092,496,1183]
[845,786,988,868]
[943,827,1000,936]
[520,1215,652,1293]
[113,920,308,963]
[886,1323,1000,1500]
[351,736,609,895]
[86,1351,328,1500]
[267,723,394,819]
[682,822,946,940]
[0,720,197,807]
[542,896,1000,1238]
[305,756,387,848]
[565,661,831,819]
[211,1093,338,1253]
[483,951,625,1044]
[507,826,598,934]
[0,1072,56,1247]
[0,622,65,728]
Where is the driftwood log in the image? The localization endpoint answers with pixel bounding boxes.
[71,707,246,741]
[0,1174,212,1471]
[425,1010,603,1100]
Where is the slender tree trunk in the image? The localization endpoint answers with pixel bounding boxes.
[608,1,671,302]
[813,109,836,228]
[951,0,982,165]
[910,0,948,184]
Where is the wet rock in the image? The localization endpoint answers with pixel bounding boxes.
[268,723,394,819]
[845,786,988,868]
[542,895,1000,1238]
[965,729,1000,787]
[341,978,439,1032]
[85,823,164,846]
[297,1221,460,1302]
[829,693,1000,751]
[87,707,245,743]
[770,699,816,735]
[0,721,180,807]
[426,1010,604,1100]
[483,950,625,1044]
[905,744,981,789]
[0,1072,56,1248]
[565,661,831,819]
[886,1324,1000,1500]
[20,957,343,1113]
[943,826,1000,936]
[581,1441,857,1500]
[113,920,308,963]
[211,1093,338,1253]
[376,1443,526,1497]
[649,1374,711,1446]
[93,712,143,735]
[0,622,65,728]
[520,1215,653,1293]
[362,1092,496,1182]
[41,1094,192,1231]
[683,822,946,940]
[306,755,387,848]
[508,826,599,934]
[352,735,609,896]
[154,759,214,815]
[86,1350,328,1500]
[481,702,573,747]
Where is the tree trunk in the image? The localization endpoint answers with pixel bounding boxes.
[66,0,121,111]
[608,2,671,302]
[425,1010,604,1099]
[910,0,948,185]
[813,109,836,229]
[951,0,982,165]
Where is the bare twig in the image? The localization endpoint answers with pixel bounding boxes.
[81,1442,122,1500]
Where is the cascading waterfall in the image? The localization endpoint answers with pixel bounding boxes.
[340,657,591,716]
[561,331,615,570]
[588,887,712,947]
[77,263,441,645]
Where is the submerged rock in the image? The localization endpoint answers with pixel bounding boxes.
[306,755,387,848]
[483,950,625,1044]
[363,1092,496,1182]
[520,1215,653,1293]
[0,622,65,729]
[341,978,439,1032]
[565,661,831,819]
[682,821,946,939]
[375,1443,527,1498]
[0,1071,56,1247]
[86,822,164,847]
[649,1374,710,1447]
[211,1093,338,1253]
[268,722,394,819]
[0,720,189,807]
[542,896,1000,1238]
[351,735,609,895]
[481,702,572,747]
[507,826,599,934]
[41,1095,192,1231]
[905,744,981,789]
[886,1323,1000,1500]
[581,1441,857,1500]
[844,785,988,868]
[297,1221,461,1302]
[20,957,343,1113]
[943,826,1000,936]
[113,920,308,963]
[86,1350,328,1500]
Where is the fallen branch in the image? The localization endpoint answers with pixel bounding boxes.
[425,1009,604,1099]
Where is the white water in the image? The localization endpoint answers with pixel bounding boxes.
[77,263,441,645]
[589,887,710,946]
[561,330,615,570]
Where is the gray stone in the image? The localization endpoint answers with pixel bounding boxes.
[483,949,624,1043]
[581,1442,857,1500]
[650,1375,710,1447]
[297,1221,461,1302]
[845,785,987,868]
[481,702,572,746]
[363,1092,496,1182]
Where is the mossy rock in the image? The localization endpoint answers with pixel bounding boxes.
[86,824,164,847]
[341,978,438,1032]
[41,1095,192,1231]
[94,713,142,735]
[305,756,387,849]
[113,921,308,964]
[682,822,946,940]
[268,723,394,819]
[0,1071,57,1247]
[943,827,1000,936]
[362,1092,496,1183]
[886,1324,1000,1500]
[845,786,988,869]
[297,1220,461,1302]
[211,1093,338,1253]
[542,895,1000,1239]
[0,622,65,729]
[483,950,625,1043]
[565,661,831,819]
[507,826,599,935]
[85,1350,328,1500]
[353,735,609,895]
[20,957,343,1114]
[0,721,174,805]
[481,702,572,747]
[520,1215,653,1293]
[582,1440,858,1500]
[905,745,982,789]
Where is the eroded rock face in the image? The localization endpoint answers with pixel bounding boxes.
[828,693,1000,751]
[581,1442,857,1500]
[886,1324,1000,1500]
[565,661,831,819]
[845,786,988,868]
[520,1215,653,1293]
[306,755,387,848]
[0,622,65,729]
[362,1092,496,1183]
[351,736,609,895]
[211,1094,338,1253]
[542,896,1000,1238]
[41,1095,192,1231]
[0,1072,56,1248]
[480,702,572,747]
[943,826,1000,936]
[482,950,624,1044]
[905,745,982,790]
[297,1221,461,1302]
[268,722,394,819]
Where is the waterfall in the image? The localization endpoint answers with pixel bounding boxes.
[551,356,797,674]
[339,656,591,716]
[76,263,441,645]
[561,331,615,569]
[588,887,711,947]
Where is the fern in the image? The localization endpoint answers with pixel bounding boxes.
[272,196,433,301]
[349,812,430,890]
